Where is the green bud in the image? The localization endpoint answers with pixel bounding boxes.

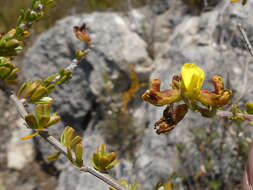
[246,102,253,115]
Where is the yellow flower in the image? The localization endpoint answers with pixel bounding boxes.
[181,63,205,98]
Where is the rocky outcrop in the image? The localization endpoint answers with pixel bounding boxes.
[18,0,253,189]
[21,10,152,190]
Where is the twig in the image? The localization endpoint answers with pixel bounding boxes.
[81,167,126,190]
[3,56,127,190]
[216,110,253,121]
[230,24,251,106]
[9,92,126,190]
[238,24,253,57]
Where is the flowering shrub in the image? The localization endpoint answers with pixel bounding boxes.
[142,63,232,134]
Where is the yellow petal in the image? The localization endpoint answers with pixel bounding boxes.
[181,63,205,97]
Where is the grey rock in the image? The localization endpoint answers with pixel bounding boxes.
[21,11,151,189]
[7,119,35,170]
[18,0,253,189]
[22,12,152,130]
[133,0,253,188]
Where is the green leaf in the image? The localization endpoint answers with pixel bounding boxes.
[24,79,42,98]
[74,143,83,167]
[97,144,106,157]
[67,146,73,162]
[5,67,19,80]
[61,126,71,145]
[35,104,51,119]
[42,74,56,87]
[0,66,11,78]
[17,83,27,99]
[46,84,56,94]
[34,96,53,104]
[90,154,101,171]
[105,152,116,164]
[70,136,82,149]
[43,113,60,128]
[29,86,48,103]
[47,152,61,162]
[105,159,119,170]
[65,127,76,146]
[25,114,39,129]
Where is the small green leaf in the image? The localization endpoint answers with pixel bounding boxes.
[105,152,116,164]
[5,39,22,49]
[5,67,19,80]
[25,113,39,129]
[47,152,61,162]
[67,146,73,162]
[29,86,48,103]
[43,113,60,128]
[46,84,56,94]
[34,96,53,104]
[105,159,119,170]
[0,66,11,78]
[38,115,50,127]
[42,74,56,87]
[98,144,106,157]
[65,127,75,146]
[35,104,51,119]
[24,79,42,98]
[90,154,102,171]
[74,143,83,167]
[70,136,82,149]
[61,126,70,145]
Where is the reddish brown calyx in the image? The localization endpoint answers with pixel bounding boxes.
[154,104,188,134]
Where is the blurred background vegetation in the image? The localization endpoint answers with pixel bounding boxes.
[0,0,153,33]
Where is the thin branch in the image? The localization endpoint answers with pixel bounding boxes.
[3,57,126,190]
[230,24,251,106]
[9,92,126,190]
[238,24,253,57]
[81,167,126,190]
[216,110,253,121]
